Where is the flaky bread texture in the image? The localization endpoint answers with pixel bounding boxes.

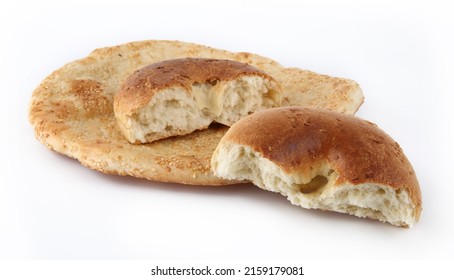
[211,107,421,226]
[29,40,363,185]
[114,58,281,143]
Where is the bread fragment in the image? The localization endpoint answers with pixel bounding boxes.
[211,107,422,226]
[29,40,364,185]
[114,58,281,143]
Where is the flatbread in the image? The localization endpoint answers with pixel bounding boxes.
[29,40,364,185]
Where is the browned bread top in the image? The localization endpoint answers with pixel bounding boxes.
[221,106,422,214]
[114,58,274,115]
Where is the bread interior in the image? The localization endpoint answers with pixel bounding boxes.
[212,143,417,227]
[123,76,279,143]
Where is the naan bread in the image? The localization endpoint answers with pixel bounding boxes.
[29,40,363,185]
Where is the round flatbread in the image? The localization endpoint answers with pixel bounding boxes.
[29,40,363,185]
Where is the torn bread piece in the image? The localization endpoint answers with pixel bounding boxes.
[211,107,422,227]
[114,58,282,143]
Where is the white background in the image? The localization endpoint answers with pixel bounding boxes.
[0,0,453,267]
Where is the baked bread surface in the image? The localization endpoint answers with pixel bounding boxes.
[211,107,421,226]
[29,40,364,185]
[114,58,281,143]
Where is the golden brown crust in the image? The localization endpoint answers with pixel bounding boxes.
[115,58,274,115]
[28,40,364,185]
[222,106,421,213]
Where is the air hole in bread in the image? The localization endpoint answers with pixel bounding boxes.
[299,175,328,194]
[265,89,281,103]
[378,189,386,195]
[164,99,180,108]
[208,79,218,86]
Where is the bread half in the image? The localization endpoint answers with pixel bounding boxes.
[211,107,422,227]
[114,58,281,143]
